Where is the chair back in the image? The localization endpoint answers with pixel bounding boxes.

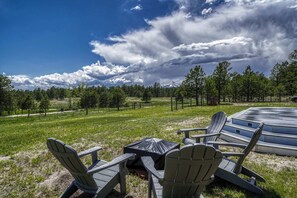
[205,111,227,142]
[233,123,264,174]
[47,138,97,191]
[162,144,223,197]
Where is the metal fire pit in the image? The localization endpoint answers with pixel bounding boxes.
[123,138,180,171]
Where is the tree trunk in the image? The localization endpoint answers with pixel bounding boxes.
[171,96,173,111]
[86,108,88,115]
[181,98,184,109]
[218,90,221,104]
[195,88,199,106]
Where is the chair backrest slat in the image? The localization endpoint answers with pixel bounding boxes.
[163,144,223,197]
[47,138,97,189]
[233,123,264,174]
[205,112,227,142]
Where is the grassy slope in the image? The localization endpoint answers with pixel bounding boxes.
[0,99,297,197]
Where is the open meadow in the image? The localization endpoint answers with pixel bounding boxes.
[1,98,297,198]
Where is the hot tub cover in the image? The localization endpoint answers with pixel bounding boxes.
[123,138,180,170]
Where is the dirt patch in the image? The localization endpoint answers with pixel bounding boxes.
[36,171,80,197]
[165,117,208,131]
[11,149,48,168]
[37,171,145,197]
[73,138,102,149]
[247,152,297,172]
[39,171,72,189]
[215,139,297,172]
[165,126,175,131]
[233,103,253,106]
[178,117,202,127]
[0,156,11,161]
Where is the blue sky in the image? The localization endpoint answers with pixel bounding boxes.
[0,0,176,75]
[1,0,297,89]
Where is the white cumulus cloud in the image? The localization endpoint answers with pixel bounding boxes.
[82,61,127,80]
[201,7,213,15]
[9,75,34,86]
[130,5,143,11]
[33,70,93,87]
[205,0,216,5]
[289,4,297,9]
[172,37,254,53]
[9,0,297,89]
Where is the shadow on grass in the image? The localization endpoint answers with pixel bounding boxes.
[74,177,281,198]
[74,189,133,198]
[206,177,281,198]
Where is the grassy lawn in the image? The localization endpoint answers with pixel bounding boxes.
[0,98,297,197]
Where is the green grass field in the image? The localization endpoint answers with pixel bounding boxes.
[1,98,297,197]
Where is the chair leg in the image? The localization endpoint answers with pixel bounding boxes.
[241,166,265,182]
[60,181,78,198]
[215,169,264,195]
[148,173,152,198]
[119,164,127,194]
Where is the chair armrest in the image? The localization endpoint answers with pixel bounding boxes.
[191,133,220,143]
[222,152,245,157]
[78,146,102,158]
[78,146,102,163]
[87,153,135,174]
[141,156,164,181]
[177,128,207,139]
[207,141,247,149]
[177,128,207,134]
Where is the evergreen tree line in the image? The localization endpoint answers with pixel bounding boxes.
[177,50,297,105]
[0,50,296,116]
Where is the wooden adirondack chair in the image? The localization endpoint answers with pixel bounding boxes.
[177,111,227,145]
[47,138,135,198]
[141,144,223,198]
[208,123,265,194]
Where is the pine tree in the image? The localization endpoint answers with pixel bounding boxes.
[110,87,126,111]
[142,89,152,103]
[39,95,50,116]
[22,94,34,117]
[183,65,206,106]
[0,74,13,116]
[213,61,231,104]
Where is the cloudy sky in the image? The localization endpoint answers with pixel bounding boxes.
[1,0,297,89]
